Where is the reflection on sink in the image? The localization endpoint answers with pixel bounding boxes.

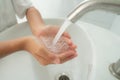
[0,19,94,80]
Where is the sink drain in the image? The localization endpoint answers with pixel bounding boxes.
[59,75,70,80]
[56,73,71,80]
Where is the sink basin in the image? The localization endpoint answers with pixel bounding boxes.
[0,18,120,80]
[0,19,94,80]
[76,21,120,80]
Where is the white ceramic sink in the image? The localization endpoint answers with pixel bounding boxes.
[0,18,120,80]
[0,19,94,80]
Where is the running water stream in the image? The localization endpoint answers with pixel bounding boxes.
[53,19,72,45]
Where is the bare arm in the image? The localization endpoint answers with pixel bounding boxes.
[26,7,45,36]
[0,7,77,64]
[0,37,26,58]
[1,7,45,58]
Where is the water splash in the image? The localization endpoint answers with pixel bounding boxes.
[40,37,69,54]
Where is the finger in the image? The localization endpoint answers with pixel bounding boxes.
[34,40,60,64]
[47,53,60,64]
[60,53,77,63]
[37,49,60,64]
[58,50,76,61]
[34,47,52,62]
[34,54,49,66]
[63,37,72,45]
[66,40,77,50]
[69,44,77,49]
[62,37,76,47]
[36,53,60,65]
[62,32,71,39]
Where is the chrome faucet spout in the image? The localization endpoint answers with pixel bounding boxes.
[68,0,120,23]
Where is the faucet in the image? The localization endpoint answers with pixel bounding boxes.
[67,0,120,23]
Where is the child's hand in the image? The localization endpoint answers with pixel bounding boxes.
[37,25,77,64]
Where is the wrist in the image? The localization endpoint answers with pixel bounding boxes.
[17,37,30,51]
[22,36,32,51]
[22,36,43,53]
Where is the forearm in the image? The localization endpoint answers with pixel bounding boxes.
[26,7,45,36]
[0,37,26,58]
